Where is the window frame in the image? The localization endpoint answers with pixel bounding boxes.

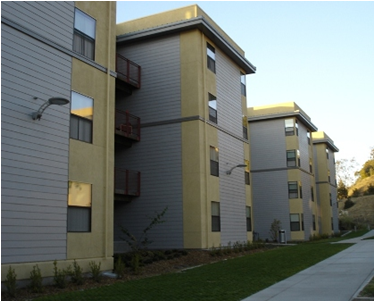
[67,181,92,232]
[70,91,94,144]
[210,146,219,177]
[246,206,252,231]
[208,93,217,124]
[312,214,316,231]
[211,201,221,232]
[288,181,299,199]
[73,8,96,60]
[244,160,250,185]
[290,213,300,231]
[286,150,297,167]
[207,43,216,73]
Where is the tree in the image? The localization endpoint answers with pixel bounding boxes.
[335,158,359,187]
[337,180,348,199]
[355,147,374,180]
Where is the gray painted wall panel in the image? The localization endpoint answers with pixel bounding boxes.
[249,119,287,170]
[1,1,74,49]
[1,15,72,263]
[116,35,181,124]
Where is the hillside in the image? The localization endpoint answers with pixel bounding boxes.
[338,195,374,229]
[348,176,374,196]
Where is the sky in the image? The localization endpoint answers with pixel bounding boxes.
[116,1,374,169]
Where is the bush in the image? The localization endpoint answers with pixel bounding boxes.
[4,266,17,298]
[29,265,43,293]
[89,261,102,283]
[339,216,355,230]
[351,188,360,197]
[53,260,68,289]
[344,198,355,209]
[69,260,84,285]
[364,184,374,195]
[269,219,282,242]
[114,256,125,279]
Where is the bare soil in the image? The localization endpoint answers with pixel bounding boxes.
[2,248,269,301]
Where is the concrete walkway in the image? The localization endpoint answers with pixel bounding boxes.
[243,230,374,301]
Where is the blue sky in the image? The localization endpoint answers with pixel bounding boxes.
[116,1,374,168]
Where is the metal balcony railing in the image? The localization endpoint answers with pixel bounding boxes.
[115,109,140,141]
[114,168,141,197]
[116,53,141,89]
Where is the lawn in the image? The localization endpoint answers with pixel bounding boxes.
[37,240,355,301]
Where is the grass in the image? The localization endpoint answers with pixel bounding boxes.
[37,240,354,301]
[359,277,374,297]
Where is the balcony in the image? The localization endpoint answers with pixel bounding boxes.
[116,53,141,92]
[115,109,140,144]
[114,168,140,201]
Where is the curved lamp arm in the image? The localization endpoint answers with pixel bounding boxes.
[32,97,69,120]
[226,164,247,175]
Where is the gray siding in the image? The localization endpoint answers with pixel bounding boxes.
[216,50,247,244]
[114,35,183,251]
[252,171,290,240]
[249,119,287,170]
[1,3,73,264]
[116,35,181,123]
[1,1,74,49]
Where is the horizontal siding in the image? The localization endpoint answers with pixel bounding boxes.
[114,124,183,251]
[218,132,247,244]
[116,35,181,123]
[1,23,71,263]
[252,170,290,240]
[216,49,243,137]
[1,1,74,49]
[249,119,287,170]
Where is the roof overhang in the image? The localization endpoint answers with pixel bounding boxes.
[248,111,318,131]
[312,138,339,152]
[117,16,256,74]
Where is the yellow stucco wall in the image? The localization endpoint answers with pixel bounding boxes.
[248,102,311,121]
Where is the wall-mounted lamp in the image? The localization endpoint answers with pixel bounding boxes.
[226,164,247,175]
[32,97,70,120]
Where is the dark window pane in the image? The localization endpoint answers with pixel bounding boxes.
[210,160,219,177]
[67,207,91,232]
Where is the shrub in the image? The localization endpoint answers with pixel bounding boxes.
[364,184,374,195]
[344,198,355,209]
[89,261,102,283]
[53,260,68,289]
[69,260,84,285]
[114,256,125,279]
[339,216,355,230]
[269,219,282,242]
[4,266,17,298]
[29,265,43,293]
[351,188,360,197]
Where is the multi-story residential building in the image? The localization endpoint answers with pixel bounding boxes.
[1,1,116,283]
[114,5,256,251]
[248,102,324,241]
[312,131,339,234]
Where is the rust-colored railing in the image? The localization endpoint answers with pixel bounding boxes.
[115,109,140,141]
[116,53,141,89]
[114,168,141,197]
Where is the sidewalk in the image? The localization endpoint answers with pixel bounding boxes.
[243,230,374,301]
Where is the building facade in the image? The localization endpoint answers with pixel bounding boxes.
[114,5,256,251]
[1,1,116,283]
[312,131,339,234]
[248,102,328,241]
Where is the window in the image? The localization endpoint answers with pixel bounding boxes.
[301,213,304,231]
[243,116,248,139]
[329,193,332,206]
[311,186,314,201]
[286,150,296,167]
[73,9,96,59]
[210,146,219,176]
[246,206,252,231]
[288,181,298,199]
[67,181,91,232]
[295,119,299,136]
[307,131,311,145]
[331,217,334,230]
[309,158,313,173]
[208,94,217,123]
[285,119,294,136]
[211,202,220,232]
[241,72,246,96]
[70,91,93,143]
[207,43,216,73]
[290,213,300,231]
[312,215,316,231]
[244,160,250,185]
[299,181,303,198]
[328,170,331,183]
[326,148,329,159]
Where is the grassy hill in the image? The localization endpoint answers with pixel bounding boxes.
[338,176,374,229]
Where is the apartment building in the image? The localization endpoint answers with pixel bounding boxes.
[248,102,324,241]
[312,131,339,234]
[1,1,116,282]
[114,5,256,251]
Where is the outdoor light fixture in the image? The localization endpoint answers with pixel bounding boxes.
[32,97,70,120]
[226,164,247,175]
